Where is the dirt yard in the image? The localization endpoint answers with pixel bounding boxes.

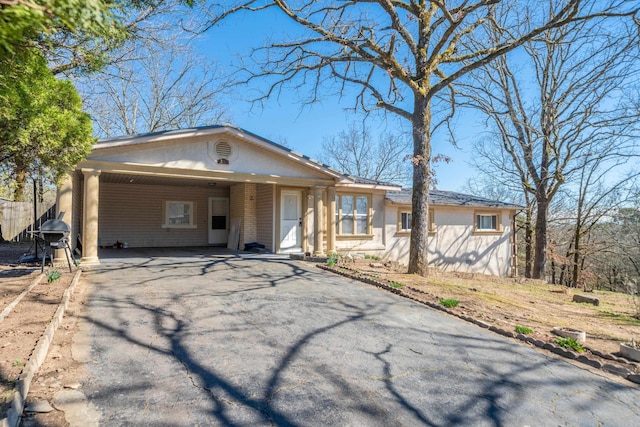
[341,259,640,358]
[0,243,639,425]
[0,242,86,426]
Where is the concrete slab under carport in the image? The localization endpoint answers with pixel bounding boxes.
[92,246,247,267]
[77,252,640,426]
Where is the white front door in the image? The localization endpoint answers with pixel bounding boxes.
[280,191,302,252]
[208,197,229,245]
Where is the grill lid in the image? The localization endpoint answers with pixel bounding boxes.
[40,219,71,233]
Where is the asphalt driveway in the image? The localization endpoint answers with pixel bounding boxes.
[81,249,640,426]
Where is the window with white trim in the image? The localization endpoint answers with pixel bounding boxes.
[475,213,498,231]
[401,212,412,231]
[335,194,371,235]
[398,209,435,233]
[164,201,195,228]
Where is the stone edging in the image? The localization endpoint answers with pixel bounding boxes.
[1,269,83,427]
[318,264,640,385]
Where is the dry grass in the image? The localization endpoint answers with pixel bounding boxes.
[353,263,640,356]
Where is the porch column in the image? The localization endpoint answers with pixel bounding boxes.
[81,169,101,265]
[313,186,325,256]
[326,186,336,254]
[54,173,73,263]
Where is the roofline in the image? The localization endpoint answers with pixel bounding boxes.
[336,182,402,192]
[92,125,348,181]
[384,200,521,209]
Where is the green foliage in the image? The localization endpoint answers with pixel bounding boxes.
[515,325,533,335]
[46,269,61,283]
[327,253,338,267]
[389,281,404,289]
[439,298,459,308]
[12,359,21,367]
[365,254,381,260]
[0,47,94,198]
[555,337,585,353]
[0,0,116,57]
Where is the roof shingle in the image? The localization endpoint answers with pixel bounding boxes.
[386,188,522,209]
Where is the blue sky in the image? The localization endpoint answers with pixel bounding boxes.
[192,7,478,191]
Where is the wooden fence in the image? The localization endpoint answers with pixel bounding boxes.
[0,200,57,242]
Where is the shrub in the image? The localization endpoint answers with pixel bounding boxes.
[439,298,459,308]
[555,337,585,352]
[515,325,533,335]
[326,253,339,267]
[46,270,61,283]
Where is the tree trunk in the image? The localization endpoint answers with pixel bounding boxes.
[13,169,27,202]
[407,94,432,276]
[532,195,548,280]
[571,229,581,288]
[524,207,534,278]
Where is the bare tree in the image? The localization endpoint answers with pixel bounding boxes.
[320,122,411,185]
[204,0,639,276]
[76,36,229,137]
[461,13,639,279]
[46,0,201,76]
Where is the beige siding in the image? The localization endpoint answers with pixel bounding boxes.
[99,182,215,247]
[334,192,386,254]
[384,205,514,276]
[89,134,331,181]
[256,184,274,250]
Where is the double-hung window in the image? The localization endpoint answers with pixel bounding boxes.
[336,195,370,236]
[163,201,196,228]
[398,209,435,234]
[475,212,500,232]
[400,211,412,232]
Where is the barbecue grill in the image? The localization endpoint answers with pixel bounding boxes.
[39,215,76,272]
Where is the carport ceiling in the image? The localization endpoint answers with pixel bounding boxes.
[100,173,232,188]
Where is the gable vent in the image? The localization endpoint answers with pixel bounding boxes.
[215,141,232,159]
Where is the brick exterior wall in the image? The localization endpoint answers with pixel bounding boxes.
[230,183,258,247]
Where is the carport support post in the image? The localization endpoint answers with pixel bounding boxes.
[54,173,73,264]
[313,186,325,256]
[326,186,336,254]
[81,169,101,265]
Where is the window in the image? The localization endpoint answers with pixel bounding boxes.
[475,212,501,232]
[401,212,412,231]
[398,209,435,233]
[163,201,196,228]
[335,194,371,236]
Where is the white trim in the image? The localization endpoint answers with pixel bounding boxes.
[163,201,196,228]
[280,190,302,253]
[208,197,229,244]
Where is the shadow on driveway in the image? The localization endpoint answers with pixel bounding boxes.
[79,250,640,426]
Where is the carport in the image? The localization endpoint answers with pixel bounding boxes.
[55,126,346,266]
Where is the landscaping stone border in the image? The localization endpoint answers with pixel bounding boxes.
[318,263,640,385]
[1,269,82,427]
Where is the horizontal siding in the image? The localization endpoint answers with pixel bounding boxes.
[256,184,274,250]
[99,182,220,248]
